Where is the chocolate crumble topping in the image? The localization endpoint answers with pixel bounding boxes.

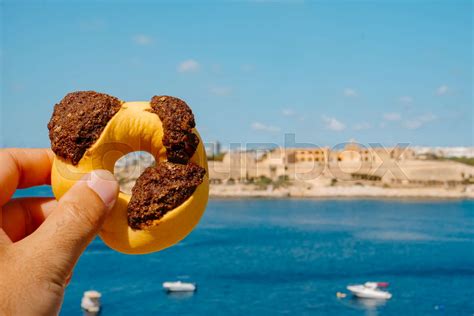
[127,161,206,230]
[48,91,122,165]
[149,96,200,164]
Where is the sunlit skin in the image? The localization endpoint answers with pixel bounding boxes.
[0,148,119,315]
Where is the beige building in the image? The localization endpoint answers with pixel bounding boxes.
[207,144,464,187]
[289,148,329,163]
[381,160,474,187]
[327,143,415,164]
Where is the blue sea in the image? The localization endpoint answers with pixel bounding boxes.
[15,187,474,315]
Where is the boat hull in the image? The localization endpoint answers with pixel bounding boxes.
[163,282,196,292]
[347,285,392,300]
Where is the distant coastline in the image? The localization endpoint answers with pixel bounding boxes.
[208,195,472,202]
[114,146,474,201]
[115,170,474,200]
[209,184,474,200]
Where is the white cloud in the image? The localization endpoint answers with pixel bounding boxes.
[343,88,358,97]
[132,34,153,45]
[436,85,449,95]
[403,120,423,130]
[419,112,437,122]
[209,85,232,96]
[383,112,401,121]
[399,96,413,103]
[403,113,437,130]
[251,122,280,132]
[241,64,255,72]
[282,108,295,116]
[322,116,346,131]
[177,59,200,73]
[353,122,372,131]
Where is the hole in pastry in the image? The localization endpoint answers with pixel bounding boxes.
[114,151,156,194]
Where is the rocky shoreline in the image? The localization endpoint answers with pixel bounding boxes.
[117,175,474,200]
[209,184,474,200]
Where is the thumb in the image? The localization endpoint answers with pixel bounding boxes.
[31,170,119,279]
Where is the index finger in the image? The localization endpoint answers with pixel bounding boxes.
[0,148,54,206]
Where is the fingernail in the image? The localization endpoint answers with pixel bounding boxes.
[86,170,119,211]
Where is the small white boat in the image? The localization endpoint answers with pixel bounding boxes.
[347,282,392,300]
[163,281,196,292]
[81,290,101,313]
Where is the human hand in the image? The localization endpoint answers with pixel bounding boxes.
[0,148,119,315]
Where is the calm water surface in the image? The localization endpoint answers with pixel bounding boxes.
[15,187,474,315]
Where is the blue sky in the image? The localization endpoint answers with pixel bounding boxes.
[1,1,472,149]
